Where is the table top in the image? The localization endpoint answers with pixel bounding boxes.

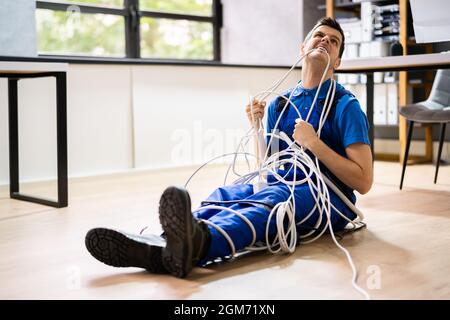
[2,52,450,74]
[338,51,450,73]
[0,61,69,73]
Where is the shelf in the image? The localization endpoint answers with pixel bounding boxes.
[319,0,399,10]
[408,82,427,88]
[318,3,360,10]
[327,0,435,164]
[374,153,431,164]
[375,124,399,128]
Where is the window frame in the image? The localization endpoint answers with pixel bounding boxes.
[35,0,222,61]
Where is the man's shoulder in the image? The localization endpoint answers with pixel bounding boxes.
[334,84,360,113]
[269,88,295,113]
[334,83,356,103]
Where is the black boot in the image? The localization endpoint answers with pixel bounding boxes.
[159,186,211,278]
[85,228,167,274]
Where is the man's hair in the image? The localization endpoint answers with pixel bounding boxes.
[304,17,345,58]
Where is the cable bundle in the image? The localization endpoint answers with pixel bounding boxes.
[185,48,370,299]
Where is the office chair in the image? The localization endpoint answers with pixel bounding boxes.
[399,69,450,189]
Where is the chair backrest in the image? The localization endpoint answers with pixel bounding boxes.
[425,69,450,110]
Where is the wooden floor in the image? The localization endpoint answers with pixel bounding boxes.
[0,161,449,300]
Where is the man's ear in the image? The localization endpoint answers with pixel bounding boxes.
[334,57,341,70]
[300,43,305,55]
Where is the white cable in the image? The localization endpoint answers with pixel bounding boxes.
[184,152,256,189]
[184,47,370,299]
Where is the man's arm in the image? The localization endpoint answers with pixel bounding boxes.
[246,99,267,167]
[293,120,373,194]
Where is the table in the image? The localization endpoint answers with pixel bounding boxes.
[0,61,69,208]
[337,51,450,157]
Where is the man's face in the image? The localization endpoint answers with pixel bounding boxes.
[301,25,342,71]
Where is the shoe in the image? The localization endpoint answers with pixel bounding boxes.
[158,186,211,278]
[85,227,167,274]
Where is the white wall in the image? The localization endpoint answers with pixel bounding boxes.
[220,0,325,66]
[0,64,301,185]
[0,0,37,57]
[68,65,133,176]
[1,63,449,186]
[221,0,303,65]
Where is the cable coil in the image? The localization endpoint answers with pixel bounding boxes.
[186,48,370,299]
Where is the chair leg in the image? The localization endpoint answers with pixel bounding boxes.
[400,120,414,190]
[434,123,447,184]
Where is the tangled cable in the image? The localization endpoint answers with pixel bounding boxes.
[185,48,370,299]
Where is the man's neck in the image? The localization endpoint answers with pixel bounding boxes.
[301,64,333,89]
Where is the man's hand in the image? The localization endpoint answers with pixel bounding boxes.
[245,99,266,129]
[293,119,318,150]
[293,118,374,194]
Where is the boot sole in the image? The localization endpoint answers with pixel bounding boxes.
[85,228,166,274]
[159,187,192,278]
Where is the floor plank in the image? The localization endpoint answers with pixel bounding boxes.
[0,161,449,299]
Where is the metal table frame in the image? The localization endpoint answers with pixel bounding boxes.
[1,64,68,208]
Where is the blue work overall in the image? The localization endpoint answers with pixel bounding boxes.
[194,79,370,262]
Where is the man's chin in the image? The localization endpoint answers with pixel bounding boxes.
[305,51,328,64]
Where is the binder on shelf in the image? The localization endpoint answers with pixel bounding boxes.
[374,72,384,84]
[387,83,399,125]
[361,2,373,42]
[347,74,360,84]
[345,43,359,59]
[354,84,367,115]
[340,19,363,44]
[337,74,348,84]
[384,71,398,83]
[374,84,388,125]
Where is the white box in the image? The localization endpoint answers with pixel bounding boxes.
[370,41,390,57]
[387,83,399,125]
[374,84,388,125]
[349,84,367,114]
[341,21,363,44]
[374,72,384,83]
[359,84,367,114]
[360,74,367,84]
[337,74,348,84]
[361,2,374,42]
[347,74,360,84]
[345,43,359,59]
[360,41,390,58]
[359,42,372,58]
[384,71,398,83]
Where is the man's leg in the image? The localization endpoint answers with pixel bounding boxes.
[194,184,254,220]
[83,184,254,274]
[201,184,291,260]
[85,228,167,273]
[158,182,357,278]
[202,183,356,259]
[159,186,211,278]
[291,184,358,234]
[158,184,292,277]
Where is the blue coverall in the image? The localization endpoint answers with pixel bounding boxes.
[194,79,370,262]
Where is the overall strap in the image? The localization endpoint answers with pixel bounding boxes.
[275,87,354,114]
[274,87,356,203]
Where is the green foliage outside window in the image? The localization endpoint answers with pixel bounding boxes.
[62,0,124,7]
[36,9,125,56]
[140,0,212,16]
[36,0,214,59]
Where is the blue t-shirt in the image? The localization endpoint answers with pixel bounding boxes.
[265,78,370,203]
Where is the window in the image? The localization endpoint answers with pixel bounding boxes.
[35,0,222,60]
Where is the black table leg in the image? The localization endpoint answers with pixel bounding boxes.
[8,79,19,197]
[56,72,68,207]
[7,73,68,208]
[366,73,374,157]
